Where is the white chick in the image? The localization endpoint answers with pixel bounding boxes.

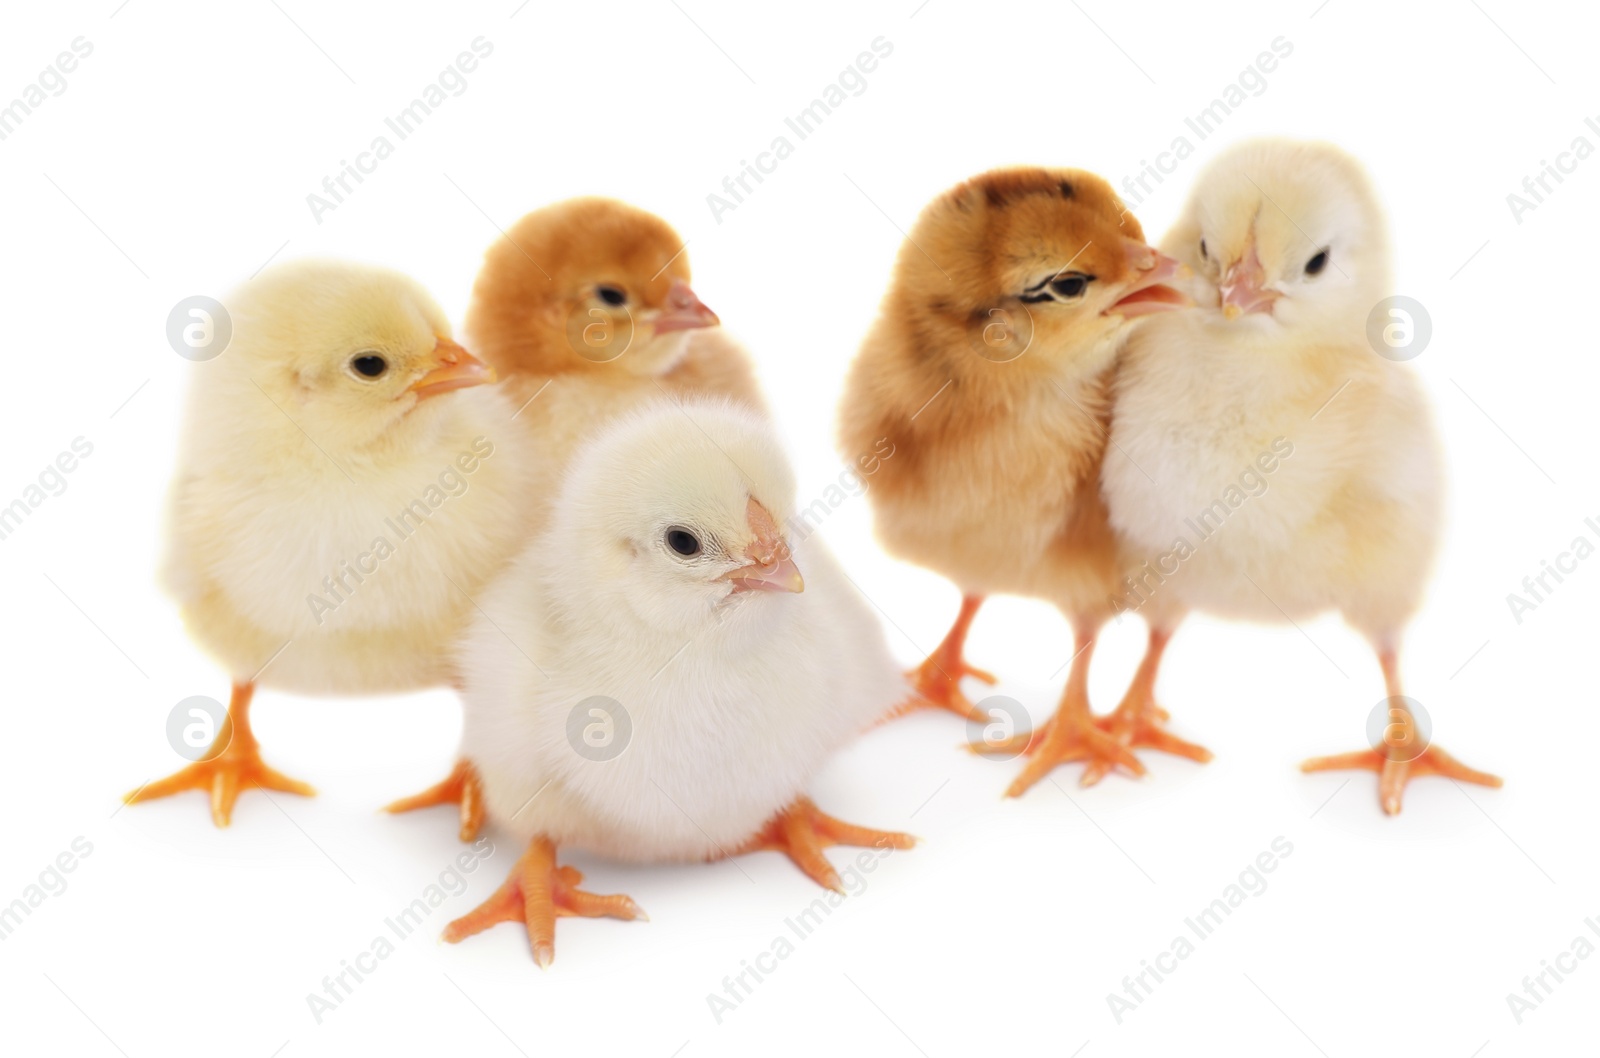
[1101,138,1501,811]
[130,260,540,827]
[444,399,913,966]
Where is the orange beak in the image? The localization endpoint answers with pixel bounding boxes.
[408,337,495,400]
[652,278,720,336]
[1106,245,1190,318]
[1220,242,1280,318]
[720,498,804,594]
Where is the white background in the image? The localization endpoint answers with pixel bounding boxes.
[1,1,1596,1055]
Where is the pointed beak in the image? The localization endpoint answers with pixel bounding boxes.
[1106,246,1191,318]
[720,498,804,594]
[1220,243,1280,318]
[408,337,496,400]
[651,279,720,336]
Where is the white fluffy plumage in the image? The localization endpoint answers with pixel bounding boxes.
[1105,138,1440,643]
[457,399,903,862]
[163,260,542,693]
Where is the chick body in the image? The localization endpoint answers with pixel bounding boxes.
[458,400,901,862]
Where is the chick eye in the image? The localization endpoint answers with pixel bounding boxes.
[1305,249,1329,276]
[665,527,701,557]
[1199,238,1208,260]
[597,285,627,307]
[350,354,388,379]
[1050,275,1090,299]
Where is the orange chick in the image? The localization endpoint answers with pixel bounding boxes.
[464,197,763,512]
[838,168,1207,794]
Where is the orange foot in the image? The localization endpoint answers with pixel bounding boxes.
[994,710,1148,798]
[443,836,645,968]
[891,652,995,723]
[1079,701,1213,788]
[1301,745,1503,815]
[123,682,313,827]
[731,797,916,891]
[384,759,486,842]
[885,594,992,723]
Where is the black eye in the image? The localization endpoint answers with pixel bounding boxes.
[1305,249,1329,276]
[665,527,701,557]
[597,285,627,306]
[350,354,388,379]
[1050,275,1089,299]
[1199,238,1208,260]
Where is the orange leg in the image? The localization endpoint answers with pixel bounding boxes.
[1080,626,1212,787]
[442,836,645,968]
[994,624,1144,797]
[384,759,486,842]
[728,797,916,892]
[124,682,313,827]
[1301,647,1503,815]
[891,594,994,723]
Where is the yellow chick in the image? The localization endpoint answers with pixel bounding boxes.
[1102,139,1502,812]
[129,261,540,827]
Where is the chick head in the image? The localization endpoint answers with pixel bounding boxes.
[898,167,1188,372]
[552,399,803,634]
[467,197,719,379]
[1169,138,1389,333]
[230,260,494,452]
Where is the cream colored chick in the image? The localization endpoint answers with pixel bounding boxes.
[445,399,913,967]
[838,167,1203,796]
[1103,138,1501,812]
[129,260,539,826]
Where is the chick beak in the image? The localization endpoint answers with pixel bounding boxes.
[1106,245,1191,318]
[651,279,720,336]
[720,498,804,594]
[408,337,496,400]
[1220,243,1280,318]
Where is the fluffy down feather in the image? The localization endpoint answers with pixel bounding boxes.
[458,399,903,861]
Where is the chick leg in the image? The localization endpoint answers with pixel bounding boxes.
[1080,626,1213,787]
[996,624,1145,797]
[442,836,645,968]
[1300,647,1503,815]
[383,759,486,842]
[727,797,916,892]
[891,594,994,722]
[123,681,314,827]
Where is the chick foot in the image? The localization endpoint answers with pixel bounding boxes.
[888,594,992,723]
[443,836,645,968]
[1301,745,1502,816]
[1078,699,1213,788]
[997,710,1147,798]
[384,759,486,842]
[123,682,313,827]
[730,797,916,891]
